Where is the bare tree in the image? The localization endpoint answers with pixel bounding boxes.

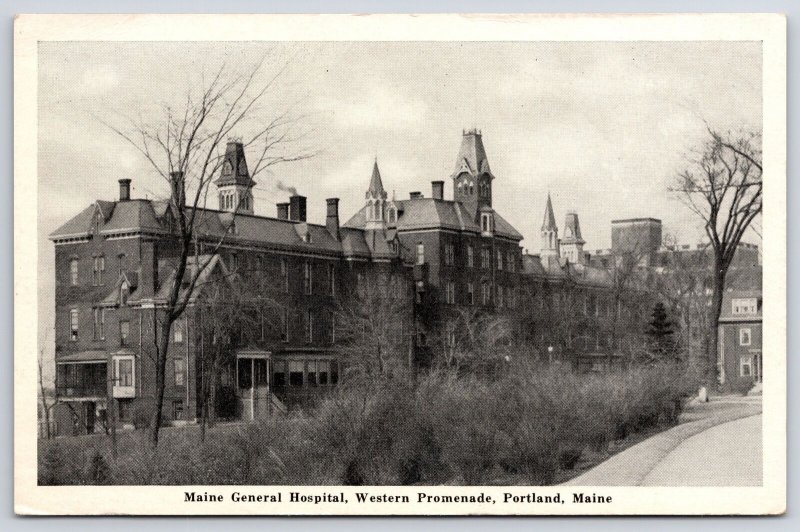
[436,306,514,374]
[672,128,762,382]
[105,59,313,447]
[38,345,56,440]
[334,271,412,380]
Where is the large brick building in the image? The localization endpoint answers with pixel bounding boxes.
[48,128,759,435]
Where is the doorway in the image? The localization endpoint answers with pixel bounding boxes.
[236,353,271,421]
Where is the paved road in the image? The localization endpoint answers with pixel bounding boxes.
[564,398,762,486]
[642,414,762,486]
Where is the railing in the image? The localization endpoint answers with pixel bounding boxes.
[56,383,106,399]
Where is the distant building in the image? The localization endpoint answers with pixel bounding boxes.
[718,287,763,391]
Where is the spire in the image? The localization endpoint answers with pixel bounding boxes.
[451,128,493,180]
[542,193,557,231]
[366,159,387,199]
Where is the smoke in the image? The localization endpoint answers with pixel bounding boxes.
[276,180,299,196]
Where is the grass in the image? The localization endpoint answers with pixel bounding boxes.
[39,360,698,486]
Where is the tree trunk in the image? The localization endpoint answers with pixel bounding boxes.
[148,316,173,449]
[707,258,727,387]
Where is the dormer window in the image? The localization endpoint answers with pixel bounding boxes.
[481,213,493,234]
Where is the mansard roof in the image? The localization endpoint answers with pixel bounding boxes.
[50,199,170,239]
[343,197,523,241]
[451,129,493,180]
[215,141,254,187]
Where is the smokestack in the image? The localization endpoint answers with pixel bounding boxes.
[409,191,423,200]
[431,181,444,200]
[118,178,131,201]
[326,198,340,240]
[276,202,290,220]
[289,195,307,222]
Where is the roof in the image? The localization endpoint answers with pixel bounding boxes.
[56,351,107,363]
[215,141,254,187]
[719,289,763,322]
[612,217,662,225]
[451,129,493,179]
[366,160,387,199]
[522,253,614,288]
[343,197,523,241]
[562,212,585,244]
[542,194,557,232]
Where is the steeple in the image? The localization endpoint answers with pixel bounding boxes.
[561,211,586,265]
[366,159,387,200]
[540,193,560,261]
[216,139,255,214]
[365,159,387,231]
[452,129,494,218]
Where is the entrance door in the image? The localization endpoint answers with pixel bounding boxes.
[85,401,96,434]
[753,354,763,383]
[236,355,270,421]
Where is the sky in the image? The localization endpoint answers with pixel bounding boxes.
[37,40,762,377]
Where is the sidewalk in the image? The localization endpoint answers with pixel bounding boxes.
[563,396,762,486]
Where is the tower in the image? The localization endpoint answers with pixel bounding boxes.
[561,211,586,265]
[540,193,560,261]
[451,129,494,218]
[215,140,255,214]
[364,159,388,231]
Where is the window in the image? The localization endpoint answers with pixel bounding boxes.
[330,313,336,345]
[93,256,105,285]
[115,357,133,387]
[69,308,79,341]
[481,248,490,269]
[256,254,264,272]
[481,213,493,233]
[467,245,474,267]
[416,243,425,265]
[231,253,238,271]
[70,258,79,286]
[281,309,289,342]
[289,360,304,387]
[306,310,314,344]
[467,283,474,305]
[497,250,503,270]
[740,355,753,377]
[174,359,185,386]
[497,285,504,307]
[173,319,183,343]
[318,359,331,385]
[506,286,514,309]
[446,322,456,348]
[732,298,758,316]
[387,206,397,224]
[480,181,490,198]
[482,283,491,306]
[328,263,335,296]
[281,258,289,293]
[119,320,130,346]
[445,281,455,304]
[92,308,105,340]
[173,400,184,421]
[444,243,455,266]
[118,254,127,275]
[739,327,752,346]
[303,261,312,294]
[507,251,516,272]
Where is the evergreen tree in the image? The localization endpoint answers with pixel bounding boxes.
[647,302,678,361]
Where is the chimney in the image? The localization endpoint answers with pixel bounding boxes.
[289,195,307,222]
[118,178,131,201]
[409,191,423,200]
[326,198,340,239]
[276,202,290,220]
[431,181,444,200]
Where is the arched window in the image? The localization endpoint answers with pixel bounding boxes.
[387,206,397,224]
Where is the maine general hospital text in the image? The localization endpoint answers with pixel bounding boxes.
[183,491,612,505]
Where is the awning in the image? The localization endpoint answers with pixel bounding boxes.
[56,351,107,364]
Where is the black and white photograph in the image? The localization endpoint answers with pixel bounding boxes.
[13,13,786,516]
